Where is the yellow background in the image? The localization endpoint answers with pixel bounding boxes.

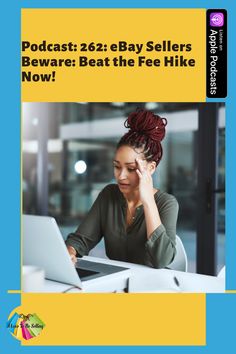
[19,293,206,346]
[21,9,206,102]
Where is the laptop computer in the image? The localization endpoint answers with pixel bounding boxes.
[23,214,128,289]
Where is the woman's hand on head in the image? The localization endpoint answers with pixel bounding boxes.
[135,158,154,205]
[67,246,77,265]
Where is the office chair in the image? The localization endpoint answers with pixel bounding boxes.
[217,266,225,278]
[167,235,188,272]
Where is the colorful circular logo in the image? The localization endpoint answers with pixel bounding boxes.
[7,312,45,341]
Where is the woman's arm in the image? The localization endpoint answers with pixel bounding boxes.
[135,158,161,239]
[143,198,161,239]
[144,196,178,268]
[136,158,178,268]
[65,190,104,259]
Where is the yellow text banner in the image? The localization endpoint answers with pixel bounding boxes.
[21,9,206,102]
[20,293,206,346]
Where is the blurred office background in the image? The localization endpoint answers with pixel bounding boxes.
[22,102,225,275]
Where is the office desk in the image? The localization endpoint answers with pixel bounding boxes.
[128,268,225,293]
[41,256,225,293]
[43,256,148,293]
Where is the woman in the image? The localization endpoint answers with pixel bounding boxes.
[66,108,178,268]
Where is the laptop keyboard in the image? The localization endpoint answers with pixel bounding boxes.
[76,267,100,279]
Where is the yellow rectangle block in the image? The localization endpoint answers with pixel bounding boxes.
[22,9,206,102]
[21,293,206,346]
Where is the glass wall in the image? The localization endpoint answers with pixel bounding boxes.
[217,127,225,273]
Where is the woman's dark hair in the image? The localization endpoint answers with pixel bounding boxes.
[117,108,167,166]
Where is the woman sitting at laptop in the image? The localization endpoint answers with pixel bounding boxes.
[66,108,178,269]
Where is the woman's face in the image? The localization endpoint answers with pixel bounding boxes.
[113,145,152,195]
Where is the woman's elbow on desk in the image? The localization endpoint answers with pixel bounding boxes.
[145,239,176,269]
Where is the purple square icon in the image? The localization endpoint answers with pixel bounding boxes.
[210,13,224,27]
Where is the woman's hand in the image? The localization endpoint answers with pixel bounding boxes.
[135,158,155,205]
[136,158,162,239]
[67,246,77,265]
